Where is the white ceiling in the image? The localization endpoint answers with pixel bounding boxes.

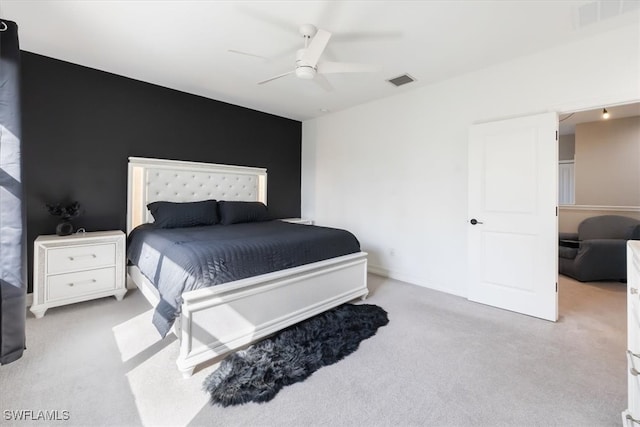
[2,0,639,121]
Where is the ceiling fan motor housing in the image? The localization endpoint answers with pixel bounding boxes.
[295,48,316,79]
[299,23,318,38]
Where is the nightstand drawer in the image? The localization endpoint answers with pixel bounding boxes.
[47,243,116,274]
[47,267,116,301]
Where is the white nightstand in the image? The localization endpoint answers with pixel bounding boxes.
[280,218,314,225]
[31,230,127,318]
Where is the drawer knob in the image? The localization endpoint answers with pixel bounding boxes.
[68,254,98,261]
[68,279,97,287]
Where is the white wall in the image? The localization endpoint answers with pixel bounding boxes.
[302,25,640,298]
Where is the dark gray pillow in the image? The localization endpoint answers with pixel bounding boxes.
[218,201,271,225]
[147,200,218,228]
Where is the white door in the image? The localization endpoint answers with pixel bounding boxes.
[468,112,558,321]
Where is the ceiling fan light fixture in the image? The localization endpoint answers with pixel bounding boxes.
[295,66,316,80]
[602,108,610,119]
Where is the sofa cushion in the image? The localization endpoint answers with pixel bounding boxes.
[559,246,578,260]
[578,215,640,240]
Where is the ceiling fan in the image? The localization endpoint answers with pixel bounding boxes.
[231,24,378,91]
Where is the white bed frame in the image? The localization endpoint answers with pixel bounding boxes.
[126,157,368,377]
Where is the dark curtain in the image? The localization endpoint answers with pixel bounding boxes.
[0,19,26,364]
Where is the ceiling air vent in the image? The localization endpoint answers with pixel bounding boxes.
[387,74,416,87]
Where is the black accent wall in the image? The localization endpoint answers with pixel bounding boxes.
[21,52,302,292]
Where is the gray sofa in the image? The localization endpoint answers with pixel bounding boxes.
[559,215,640,282]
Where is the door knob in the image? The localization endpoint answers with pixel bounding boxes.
[470,219,484,225]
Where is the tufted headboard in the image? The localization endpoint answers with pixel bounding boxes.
[126,157,267,233]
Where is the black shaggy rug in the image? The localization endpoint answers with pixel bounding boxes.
[203,303,388,406]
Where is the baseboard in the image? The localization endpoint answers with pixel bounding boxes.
[367,265,466,298]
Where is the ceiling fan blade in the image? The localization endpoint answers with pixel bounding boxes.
[313,74,333,92]
[301,28,331,67]
[257,70,294,85]
[317,61,378,74]
[228,49,269,61]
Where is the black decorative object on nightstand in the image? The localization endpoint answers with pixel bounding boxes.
[46,201,82,236]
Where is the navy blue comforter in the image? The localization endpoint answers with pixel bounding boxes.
[127,220,360,336]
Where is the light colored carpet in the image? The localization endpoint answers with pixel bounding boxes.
[0,274,627,426]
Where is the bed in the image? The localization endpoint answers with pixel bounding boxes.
[126,157,368,377]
